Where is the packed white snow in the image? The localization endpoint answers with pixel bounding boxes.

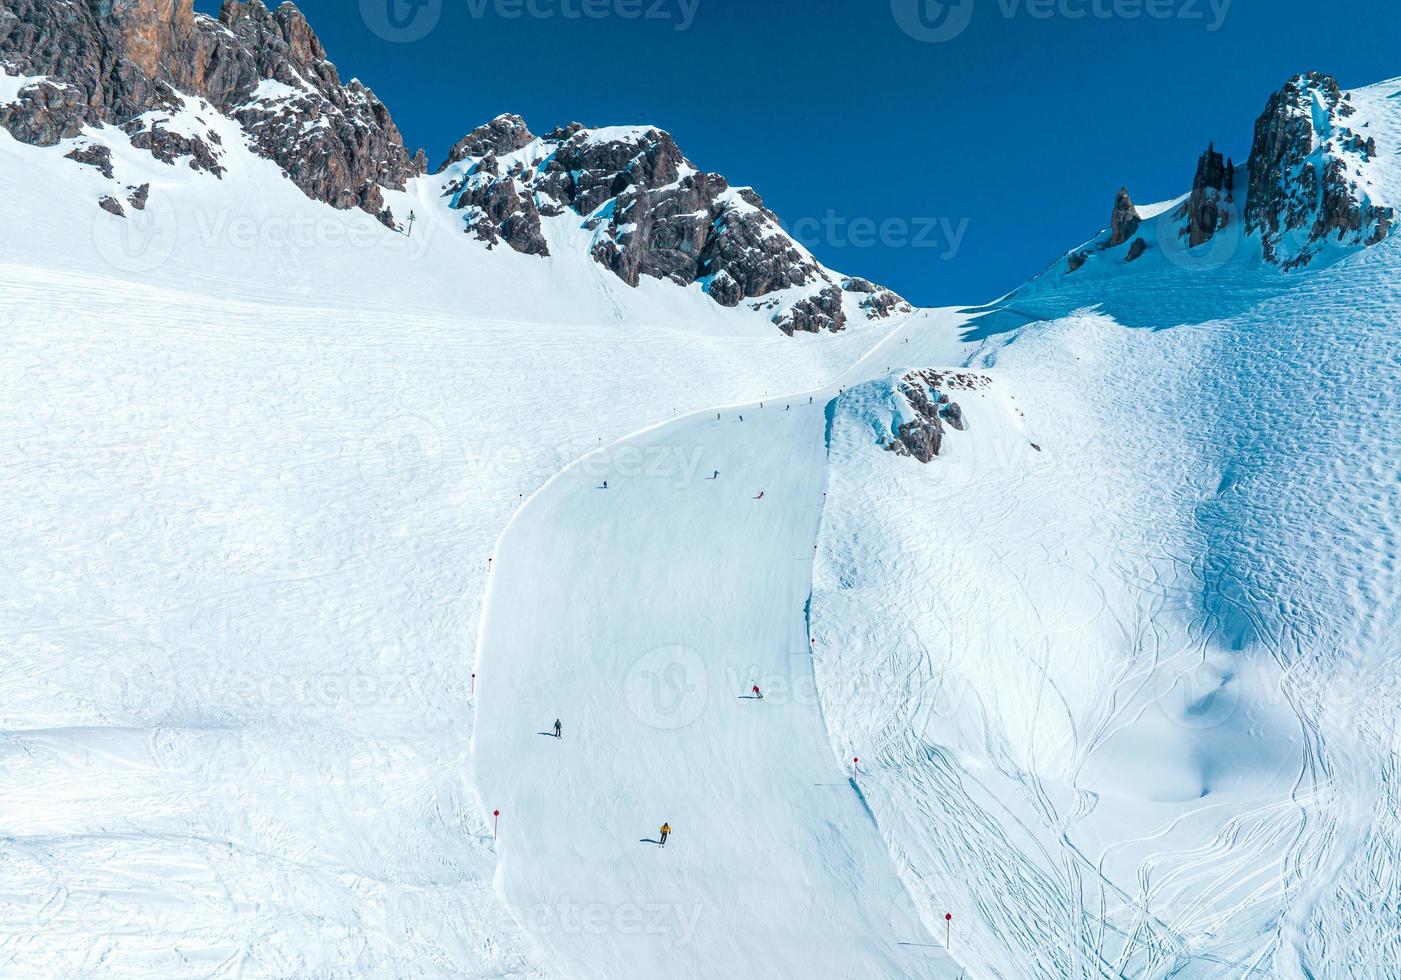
[3,50,1400,980]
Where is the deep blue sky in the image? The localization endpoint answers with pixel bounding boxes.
[197,0,1399,306]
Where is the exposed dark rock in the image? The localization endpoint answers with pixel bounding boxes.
[774,286,846,335]
[706,271,743,307]
[842,278,912,319]
[1245,72,1394,269]
[0,0,422,220]
[65,143,115,179]
[439,121,902,332]
[128,183,151,210]
[1125,237,1147,263]
[98,194,125,217]
[439,114,534,172]
[1067,251,1088,274]
[126,118,227,176]
[886,370,983,463]
[1107,187,1141,247]
[1181,143,1230,248]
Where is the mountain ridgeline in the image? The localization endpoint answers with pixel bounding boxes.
[0,0,910,334]
[0,2,1394,330]
[1070,71,1394,274]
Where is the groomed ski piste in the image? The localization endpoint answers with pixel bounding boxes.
[472,313,969,980]
[3,51,1401,980]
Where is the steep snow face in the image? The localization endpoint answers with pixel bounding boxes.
[810,74,1401,980]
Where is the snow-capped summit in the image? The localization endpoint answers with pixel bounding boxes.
[436,116,912,333]
[1058,71,1395,280]
[0,0,910,334]
[1244,71,1394,269]
[0,0,424,225]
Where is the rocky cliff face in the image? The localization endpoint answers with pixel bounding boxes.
[1244,72,1392,270]
[1180,143,1235,248]
[0,1,909,333]
[0,0,422,223]
[1076,72,1392,276]
[438,119,912,332]
[885,370,985,463]
[1107,187,1141,247]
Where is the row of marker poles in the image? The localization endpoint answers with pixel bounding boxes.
[846,756,958,952]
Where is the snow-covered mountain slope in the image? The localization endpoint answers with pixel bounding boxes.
[3,1,1400,976]
[473,388,958,980]
[808,74,1401,978]
[0,0,908,336]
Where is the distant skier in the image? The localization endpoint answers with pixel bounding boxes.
[739,414,744,422]
[752,684,763,700]
[712,470,720,480]
[754,491,765,500]
[602,481,608,490]
[554,719,562,739]
[659,823,671,848]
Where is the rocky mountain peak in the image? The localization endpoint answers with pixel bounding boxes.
[1244,71,1392,269]
[1177,142,1235,248]
[0,0,423,222]
[438,121,911,333]
[439,113,535,171]
[1107,187,1141,247]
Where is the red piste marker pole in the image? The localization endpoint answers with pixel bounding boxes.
[852,757,859,779]
[945,912,952,949]
[493,810,500,841]
[471,673,476,695]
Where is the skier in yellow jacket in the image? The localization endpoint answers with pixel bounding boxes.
[659,823,672,848]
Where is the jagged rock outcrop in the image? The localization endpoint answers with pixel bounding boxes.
[65,143,115,179]
[438,114,534,172]
[843,278,912,319]
[886,370,983,463]
[1125,237,1147,263]
[0,0,423,221]
[439,122,910,330]
[1244,72,1394,269]
[888,380,945,463]
[1180,143,1233,248]
[1108,187,1141,247]
[774,286,845,335]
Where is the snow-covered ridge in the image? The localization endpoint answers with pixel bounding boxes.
[1047,72,1397,284]
[435,116,912,333]
[0,2,910,336]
